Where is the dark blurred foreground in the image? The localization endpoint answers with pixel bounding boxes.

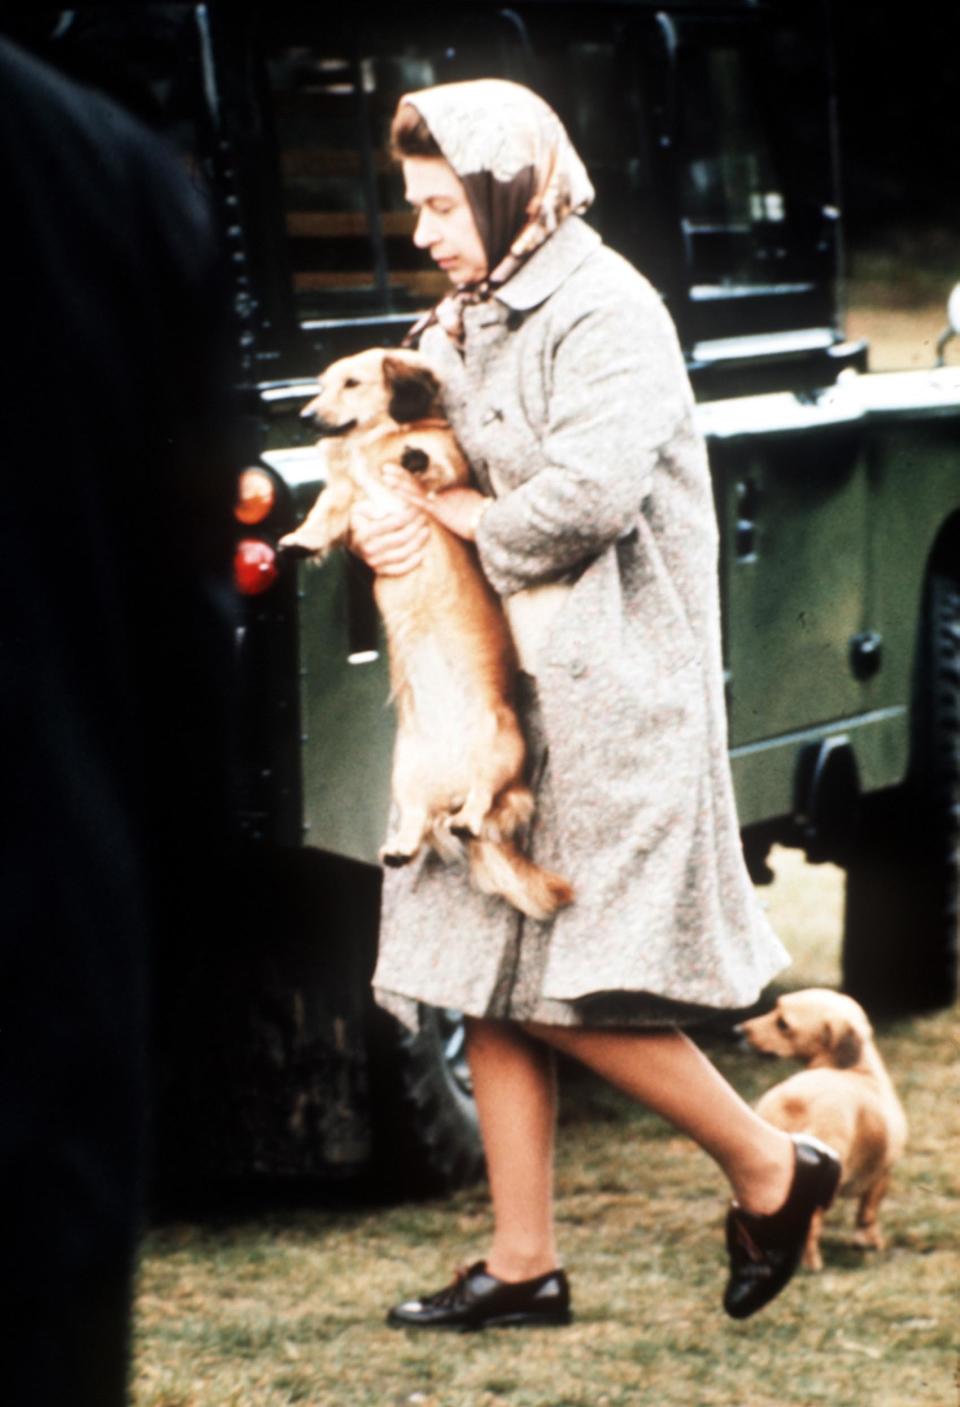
[0,35,236,1406]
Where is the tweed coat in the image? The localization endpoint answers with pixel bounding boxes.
[372,216,789,1024]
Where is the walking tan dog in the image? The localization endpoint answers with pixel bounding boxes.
[739,989,907,1270]
[279,347,573,921]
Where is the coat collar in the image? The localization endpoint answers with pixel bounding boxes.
[493,216,602,312]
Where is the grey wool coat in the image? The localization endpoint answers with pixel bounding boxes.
[373,216,789,1026]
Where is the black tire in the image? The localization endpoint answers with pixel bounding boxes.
[365,1002,484,1198]
[843,573,960,1014]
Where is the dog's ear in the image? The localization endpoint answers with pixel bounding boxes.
[382,355,441,423]
[827,1020,863,1068]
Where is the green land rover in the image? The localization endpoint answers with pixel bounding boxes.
[13,1,960,1194]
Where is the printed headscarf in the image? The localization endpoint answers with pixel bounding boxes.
[399,79,595,346]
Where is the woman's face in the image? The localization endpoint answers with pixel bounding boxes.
[403,156,488,288]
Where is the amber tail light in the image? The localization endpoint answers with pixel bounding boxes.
[234,467,277,526]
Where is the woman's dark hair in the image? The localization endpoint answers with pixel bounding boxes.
[390,102,443,158]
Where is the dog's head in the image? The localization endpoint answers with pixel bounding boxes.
[300,348,443,435]
[738,989,873,1070]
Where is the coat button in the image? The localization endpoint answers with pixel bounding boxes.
[569,659,587,678]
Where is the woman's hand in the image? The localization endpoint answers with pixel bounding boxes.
[349,496,431,577]
[381,464,489,541]
[350,467,491,577]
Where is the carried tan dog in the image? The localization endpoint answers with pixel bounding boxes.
[279,347,573,921]
[739,988,907,1270]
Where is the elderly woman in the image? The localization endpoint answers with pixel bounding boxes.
[351,79,839,1328]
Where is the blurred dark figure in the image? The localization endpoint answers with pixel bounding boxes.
[0,35,236,1407]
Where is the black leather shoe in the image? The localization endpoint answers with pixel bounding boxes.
[387,1261,572,1331]
[723,1134,841,1320]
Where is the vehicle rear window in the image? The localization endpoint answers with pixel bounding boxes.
[261,7,657,325]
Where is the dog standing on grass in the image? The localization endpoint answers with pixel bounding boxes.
[739,988,908,1270]
[279,346,573,921]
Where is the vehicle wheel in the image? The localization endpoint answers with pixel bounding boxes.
[366,1002,484,1198]
[842,572,960,1013]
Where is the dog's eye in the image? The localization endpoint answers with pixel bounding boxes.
[775,1015,790,1033]
[343,377,360,388]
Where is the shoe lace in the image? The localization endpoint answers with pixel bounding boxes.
[732,1215,766,1265]
[429,1264,471,1310]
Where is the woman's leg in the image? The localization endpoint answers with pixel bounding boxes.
[524,1023,794,1217]
[465,1018,794,1280]
[465,1016,560,1281]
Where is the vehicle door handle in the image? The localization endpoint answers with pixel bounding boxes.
[849,630,883,680]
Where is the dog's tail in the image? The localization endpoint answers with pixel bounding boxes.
[470,838,574,920]
[468,786,574,921]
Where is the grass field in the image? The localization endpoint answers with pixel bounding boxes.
[133,848,960,1406]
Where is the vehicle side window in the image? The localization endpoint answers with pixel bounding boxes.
[516,16,660,278]
[672,20,833,296]
[262,12,527,323]
[681,47,782,236]
[657,14,835,347]
[261,8,658,325]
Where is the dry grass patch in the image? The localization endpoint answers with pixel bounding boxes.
[135,851,959,1407]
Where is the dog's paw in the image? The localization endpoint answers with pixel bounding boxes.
[852,1226,886,1252]
[448,802,488,842]
[380,843,418,868]
[277,535,320,560]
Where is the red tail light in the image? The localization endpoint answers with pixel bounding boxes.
[234,467,277,525]
[234,538,279,596]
